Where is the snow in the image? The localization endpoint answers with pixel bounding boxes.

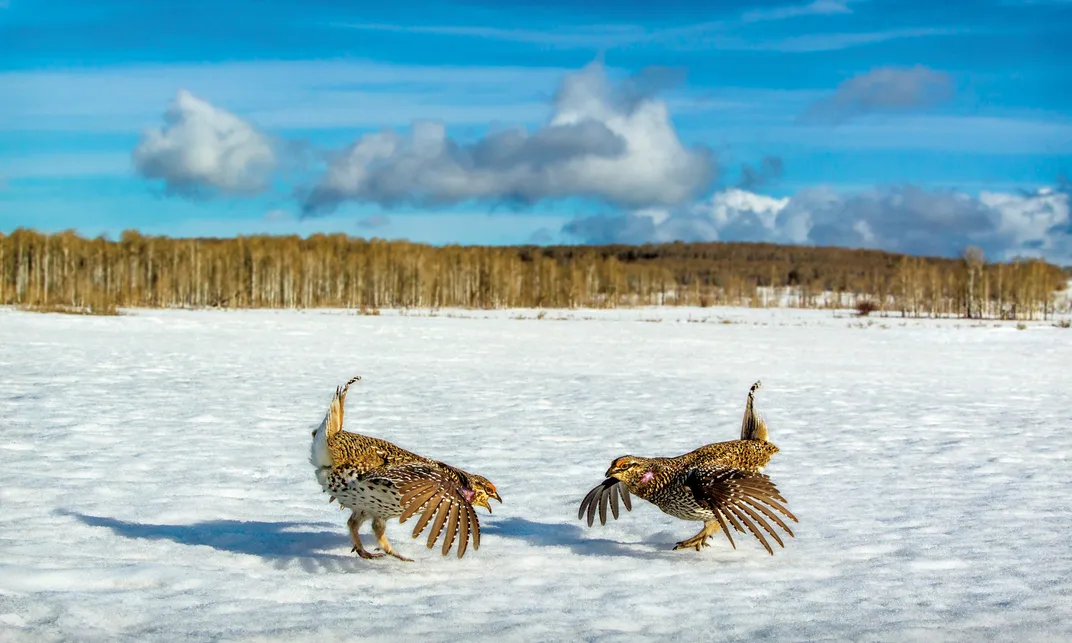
[1,306,1070,642]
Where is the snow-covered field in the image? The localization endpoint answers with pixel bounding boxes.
[1,306,1070,642]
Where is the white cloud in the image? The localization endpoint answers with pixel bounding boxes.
[303,62,714,213]
[981,188,1072,259]
[563,185,1072,262]
[132,90,276,196]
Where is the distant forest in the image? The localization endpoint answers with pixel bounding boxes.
[1,228,1068,320]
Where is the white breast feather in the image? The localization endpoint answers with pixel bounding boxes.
[309,413,332,469]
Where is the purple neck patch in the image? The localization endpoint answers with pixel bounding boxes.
[461,488,476,503]
[640,471,655,484]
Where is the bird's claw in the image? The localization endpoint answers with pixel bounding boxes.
[673,536,710,551]
[371,547,413,562]
[352,546,386,559]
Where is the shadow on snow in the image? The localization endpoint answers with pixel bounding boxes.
[480,516,670,560]
[59,510,368,573]
[60,511,673,566]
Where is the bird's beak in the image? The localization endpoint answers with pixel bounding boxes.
[476,492,501,513]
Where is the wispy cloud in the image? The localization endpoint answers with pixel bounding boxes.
[688,110,1072,154]
[332,17,960,54]
[801,65,955,123]
[741,0,853,23]
[736,27,963,52]
[357,214,390,229]
[329,22,654,49]
[0,61,568,133]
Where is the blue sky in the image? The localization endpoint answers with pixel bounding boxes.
[2,0,1071,261]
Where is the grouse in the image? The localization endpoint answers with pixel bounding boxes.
[578,380,797,554]
[311,376,500,560]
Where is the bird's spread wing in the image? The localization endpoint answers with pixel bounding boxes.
[683,466,797,555]
[366,463,481,558]
[430,459,472,489]
[578,478,633,527]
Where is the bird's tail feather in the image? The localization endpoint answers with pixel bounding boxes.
[739,380,769,442]
[310,375,361,468]
[327,375,361,440]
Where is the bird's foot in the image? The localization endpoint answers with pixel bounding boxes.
[673,536,710,551]
[352,546,386,559]
[380,548,414,562]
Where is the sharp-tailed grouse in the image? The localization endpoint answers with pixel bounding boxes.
[578,380,797,554]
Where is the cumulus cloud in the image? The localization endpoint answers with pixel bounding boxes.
[801,66,954,124]
[133,90,277,197]
[301,62,714,215]
[563,185,1072,262]
[978,188,1072,259]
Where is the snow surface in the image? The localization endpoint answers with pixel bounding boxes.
[1,306,1070,642]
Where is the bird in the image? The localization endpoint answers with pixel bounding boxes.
[310,375,501,561]
[578,380,797,554]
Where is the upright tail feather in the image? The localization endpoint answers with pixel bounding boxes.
[329,375,362,440]
[739,380,769,442]
[310,375,361,468]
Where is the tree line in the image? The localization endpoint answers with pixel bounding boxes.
[1,228,1067,319]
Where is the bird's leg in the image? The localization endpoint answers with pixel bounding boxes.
[372,517,413,562]
[673,521,722,551]
[347,511,385,559]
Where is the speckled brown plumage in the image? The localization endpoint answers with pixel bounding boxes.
[579,380,798,554]
[310,376,500,561]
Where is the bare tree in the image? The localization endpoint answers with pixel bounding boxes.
[2,228,1067,316]
[963,246,986,319]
